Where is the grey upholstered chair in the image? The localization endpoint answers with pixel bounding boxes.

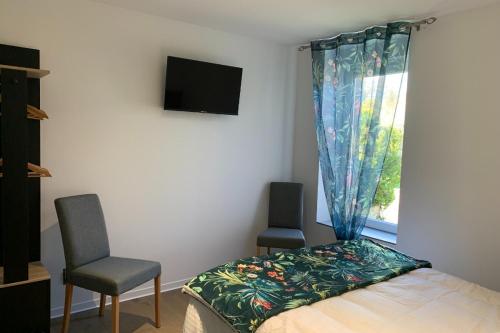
[55,194,161,333]
[257,182,306,255]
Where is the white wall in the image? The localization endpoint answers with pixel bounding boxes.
[291,2,500,291]
[398,2,500,292]
[0,0,295,316]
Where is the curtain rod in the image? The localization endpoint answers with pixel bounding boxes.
[297,17,437,51]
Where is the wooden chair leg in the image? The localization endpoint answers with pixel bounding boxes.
[61,284,73,333]
[267,247,271,255]
[112,296,119,333]
[256,246,260,256]
[99,293,106,317]
[154,275,161,328]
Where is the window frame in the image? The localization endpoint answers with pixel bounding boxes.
[364,218,397,234]
[316,165,398,244]
[314,71,408,245]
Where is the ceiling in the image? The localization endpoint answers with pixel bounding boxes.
[95,0,499,44]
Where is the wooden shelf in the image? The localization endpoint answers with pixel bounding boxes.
[0,64,50,78]
[0,262,50,288]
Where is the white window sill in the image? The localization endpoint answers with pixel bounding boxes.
[361,227,397,244]
[316,220,397,245]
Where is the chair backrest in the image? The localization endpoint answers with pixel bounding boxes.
[55,194,110,271]
[268,182,303,230]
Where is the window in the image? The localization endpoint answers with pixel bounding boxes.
[316,73,408,243]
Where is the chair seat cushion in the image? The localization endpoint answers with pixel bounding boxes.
[257,227,306,249]
[68,256,161,296]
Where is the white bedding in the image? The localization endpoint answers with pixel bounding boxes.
[183,268,500,333]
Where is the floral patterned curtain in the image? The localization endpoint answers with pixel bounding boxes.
[311,22,411,240]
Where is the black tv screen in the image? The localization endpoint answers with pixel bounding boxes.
[164,56,243,115]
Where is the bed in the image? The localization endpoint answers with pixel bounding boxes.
[182,240,500,333]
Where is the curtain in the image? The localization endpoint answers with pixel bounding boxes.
[311,22,411,240]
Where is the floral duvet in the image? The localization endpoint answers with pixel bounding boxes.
[183,239,431,333]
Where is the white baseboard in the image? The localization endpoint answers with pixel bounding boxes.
[50,277,192,319]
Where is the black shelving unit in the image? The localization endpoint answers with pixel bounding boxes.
[0,44,51,333]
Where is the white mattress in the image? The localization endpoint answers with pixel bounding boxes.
[183,268,500,333]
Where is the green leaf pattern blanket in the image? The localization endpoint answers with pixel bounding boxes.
[184,240,431,333]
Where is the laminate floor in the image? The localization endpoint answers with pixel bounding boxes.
[51,289,189,333]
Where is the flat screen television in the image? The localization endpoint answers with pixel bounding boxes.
[164,56,243,115]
